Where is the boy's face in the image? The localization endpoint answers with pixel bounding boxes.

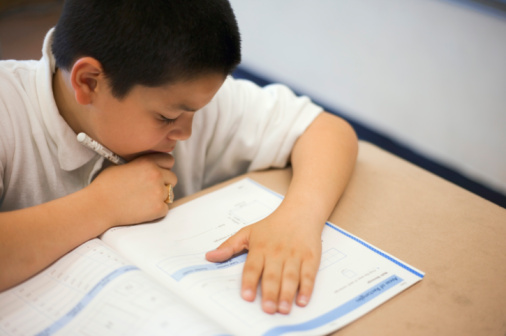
[88,73,225,161]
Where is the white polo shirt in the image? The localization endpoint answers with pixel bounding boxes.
[0,29,322,212]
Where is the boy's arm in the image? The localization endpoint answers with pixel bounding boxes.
[0,154,175,292]
[206,112,358,314]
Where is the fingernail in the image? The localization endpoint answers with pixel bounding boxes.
[278,301,291,314]
[262,300,277,314]
[297,295,309,306]
[242,289,254,301]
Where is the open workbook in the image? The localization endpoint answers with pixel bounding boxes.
[0,178,424,336]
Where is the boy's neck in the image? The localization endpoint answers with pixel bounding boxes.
[52,68,86,135]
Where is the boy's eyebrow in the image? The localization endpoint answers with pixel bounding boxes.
[173,104,199,112]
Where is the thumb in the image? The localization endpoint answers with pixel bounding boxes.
[205,227,251,262]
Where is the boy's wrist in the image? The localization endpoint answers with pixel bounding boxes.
[277,189,330,228]
[79,185,118,233]
[270,203,326,237]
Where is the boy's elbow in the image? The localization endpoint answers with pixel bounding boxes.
[317,111,359,154]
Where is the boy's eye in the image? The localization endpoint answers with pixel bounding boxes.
[160,115,176,124]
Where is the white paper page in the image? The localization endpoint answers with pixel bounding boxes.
[102,179,424,336]
[0,239,229,336]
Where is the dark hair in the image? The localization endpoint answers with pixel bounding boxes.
[52,0,241,98]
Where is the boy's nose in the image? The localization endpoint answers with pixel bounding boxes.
[168,113,193,141]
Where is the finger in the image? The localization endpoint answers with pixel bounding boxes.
[137,152,175,170]
[240,251,264,303]
[204,245,235,262]
[296,260,319,307]
[130,154,177,188]
[161,169,177,188]
[160,171,177,204]
[277,259,301,314]
[205,228,250,262]
[260,257,283,314]
[163,184,174,204]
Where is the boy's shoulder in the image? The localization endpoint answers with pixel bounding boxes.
[0,59,41,143]
[0,58,38,75]
[0,59,39,99]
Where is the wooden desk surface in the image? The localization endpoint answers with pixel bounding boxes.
[174,141,506,336]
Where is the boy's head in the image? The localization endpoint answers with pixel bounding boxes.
[52,0,241,99]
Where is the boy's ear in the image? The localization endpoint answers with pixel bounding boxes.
[70,57,106,105]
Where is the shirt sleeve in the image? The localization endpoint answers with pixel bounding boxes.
[173,76,323,196]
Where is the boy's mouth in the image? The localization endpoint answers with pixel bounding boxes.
[144,144,176,155]
[123,145,176,161]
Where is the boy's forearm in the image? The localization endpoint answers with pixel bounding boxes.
[0,188,110,292]
[281,112,358,226]
[0,154,174,292]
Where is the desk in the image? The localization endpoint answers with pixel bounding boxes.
[177,141,506,335]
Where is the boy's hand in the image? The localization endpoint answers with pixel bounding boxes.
[89,153,177,228]
[205,210,322,314]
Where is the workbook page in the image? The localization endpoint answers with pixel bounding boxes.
[0,239,228,336]
[101,179,424,336]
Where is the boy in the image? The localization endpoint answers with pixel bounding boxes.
[0,0,357,315]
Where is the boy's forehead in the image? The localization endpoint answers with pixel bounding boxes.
[131,74,226,108]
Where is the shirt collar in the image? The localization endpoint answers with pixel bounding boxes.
[36,28,97,171]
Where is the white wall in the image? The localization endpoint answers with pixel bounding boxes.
[229,0,506,194]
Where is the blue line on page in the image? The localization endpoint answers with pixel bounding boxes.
[262,274,403,336]
[246,178,285,199]
[326,223,424,278]
[35,265,139,336]
[171,254,247,281]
